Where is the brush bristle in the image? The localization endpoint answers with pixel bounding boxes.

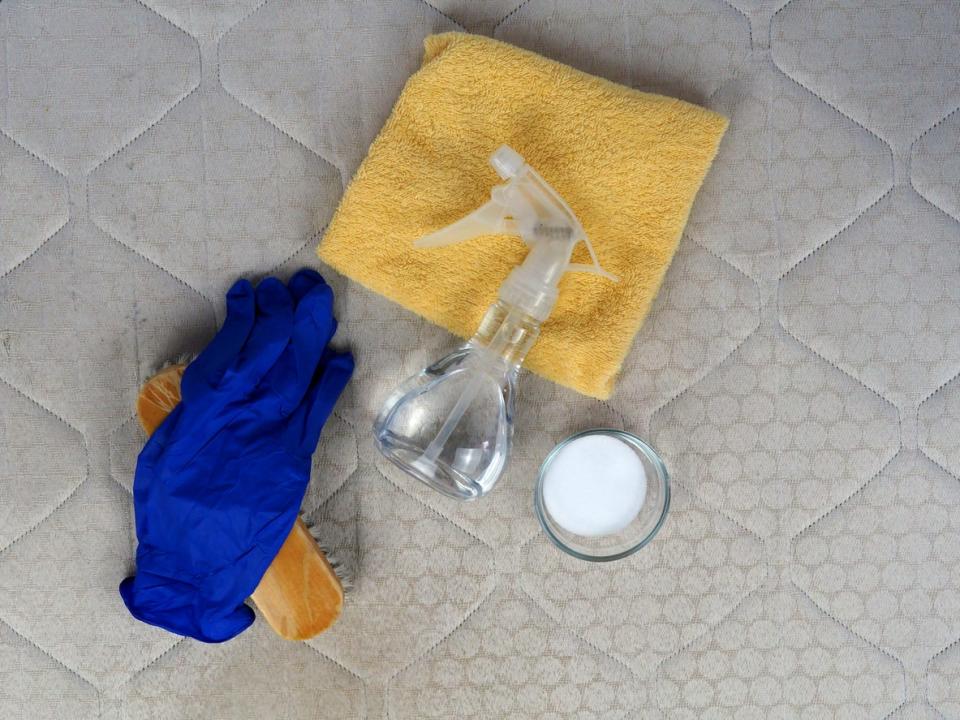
[305,519,352,592]
[150,353,197,377]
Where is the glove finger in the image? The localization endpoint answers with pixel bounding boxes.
[266,282,338,411]
[181,279,255,403]
[290,350,354,456]
[230,277,294,393]
[288,268,326,304]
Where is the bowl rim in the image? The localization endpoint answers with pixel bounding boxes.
[534,428,671,562]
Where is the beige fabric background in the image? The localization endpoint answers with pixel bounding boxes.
[0,1,959,718]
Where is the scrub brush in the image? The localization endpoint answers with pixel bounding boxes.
[136,360,349,640]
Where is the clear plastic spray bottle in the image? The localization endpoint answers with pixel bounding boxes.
[373,146,617,500]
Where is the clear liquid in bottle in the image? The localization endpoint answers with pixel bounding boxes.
[373,302,538,500]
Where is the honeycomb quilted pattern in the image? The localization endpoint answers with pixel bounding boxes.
[793,452,960,672]
[656,587,905,719]
[0,1,958,718]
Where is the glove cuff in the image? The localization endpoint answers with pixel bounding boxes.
[119,571,255,643]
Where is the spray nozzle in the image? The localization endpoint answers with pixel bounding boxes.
[416,146,617,321]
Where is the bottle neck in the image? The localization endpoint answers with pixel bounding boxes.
[497,234,575,322]
[471,300,541,367]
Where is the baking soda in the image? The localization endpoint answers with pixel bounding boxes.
[542,434,647,537]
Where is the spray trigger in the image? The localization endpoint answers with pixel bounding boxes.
[415,146,617,319]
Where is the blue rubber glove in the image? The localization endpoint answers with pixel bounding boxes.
[120,270,353,642]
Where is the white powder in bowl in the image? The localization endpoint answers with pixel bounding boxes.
[542,434,647,537]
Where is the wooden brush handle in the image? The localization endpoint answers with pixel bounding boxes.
[136,364,344,640]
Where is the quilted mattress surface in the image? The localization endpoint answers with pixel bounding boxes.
[1,1,960,718]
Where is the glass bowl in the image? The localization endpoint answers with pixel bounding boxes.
[534,428,670,562]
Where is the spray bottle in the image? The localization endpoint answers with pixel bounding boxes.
[373,146,617,500]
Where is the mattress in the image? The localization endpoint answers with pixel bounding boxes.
[1,1,959,718]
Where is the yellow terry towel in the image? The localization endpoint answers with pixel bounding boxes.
[319,33,727,399]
